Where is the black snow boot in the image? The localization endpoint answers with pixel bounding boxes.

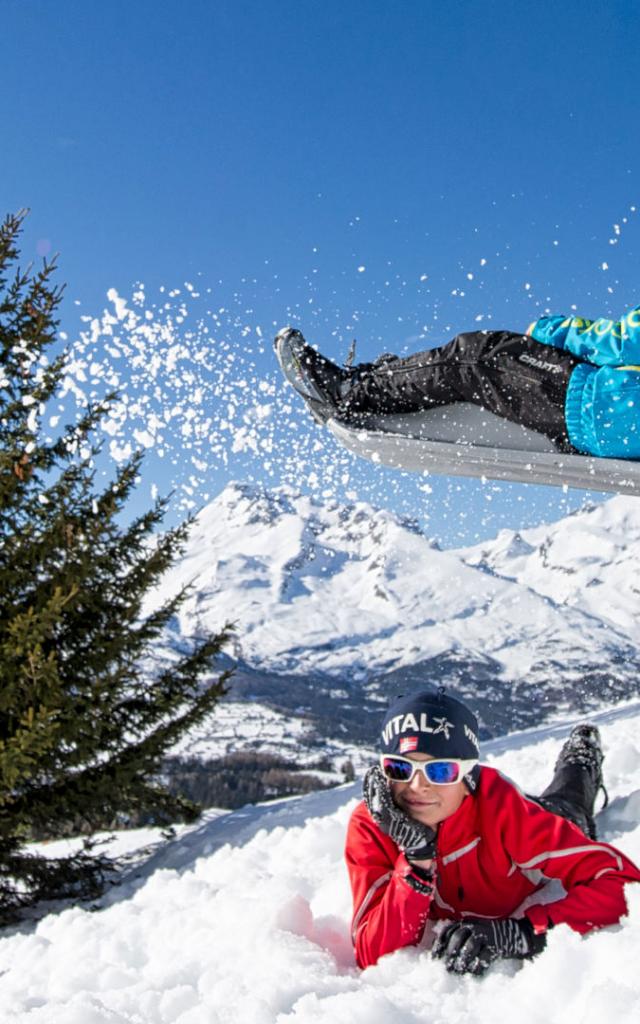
[538,724,608,840]
[274,327,380,424]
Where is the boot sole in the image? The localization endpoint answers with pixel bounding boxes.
[275,335,338,423]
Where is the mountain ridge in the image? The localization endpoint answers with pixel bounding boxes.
[150,482,640,769]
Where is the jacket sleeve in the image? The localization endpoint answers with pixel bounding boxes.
[345,802,434,968]
[527,306,640,366]
[496,779,640,935]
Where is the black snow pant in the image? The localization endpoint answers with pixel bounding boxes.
[532,760,600,840]
[346,330,582,453]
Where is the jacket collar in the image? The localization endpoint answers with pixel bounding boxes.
[436,766,482,853]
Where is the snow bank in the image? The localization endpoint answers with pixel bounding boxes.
[1,705,639,1024]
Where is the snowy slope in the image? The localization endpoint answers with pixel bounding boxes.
[458,494,640,638]
[1,701,638,1024]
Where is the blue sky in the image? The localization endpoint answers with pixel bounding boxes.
[3,0,640,545]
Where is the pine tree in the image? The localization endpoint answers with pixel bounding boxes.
[0,211,233,922]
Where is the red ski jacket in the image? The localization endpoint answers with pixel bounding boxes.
[345,765,640,969]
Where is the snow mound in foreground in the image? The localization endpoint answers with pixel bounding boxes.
[1,704,639,1024]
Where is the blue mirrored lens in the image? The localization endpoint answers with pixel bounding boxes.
[424,761,460,784]
[381,757,414,782]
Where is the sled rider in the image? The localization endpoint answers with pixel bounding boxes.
[345,689,640,973]
[275,304,640,460]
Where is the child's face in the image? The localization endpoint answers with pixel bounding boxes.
[390,752,468,828]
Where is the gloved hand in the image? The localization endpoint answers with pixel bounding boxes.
[431,917,546,976]
[362,765,436,860]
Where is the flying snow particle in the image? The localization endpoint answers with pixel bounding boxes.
[109,440,133,463]
[133,430,155,448]
[107,288,130,321]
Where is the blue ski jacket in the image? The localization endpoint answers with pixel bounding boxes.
[527,306,640,458]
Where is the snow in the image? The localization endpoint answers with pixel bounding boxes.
[166,700,373,776]
[459,494,640,637]
[145,483,640,693]
[1,702,638,1023]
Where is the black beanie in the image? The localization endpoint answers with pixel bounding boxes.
[380,690,479,760]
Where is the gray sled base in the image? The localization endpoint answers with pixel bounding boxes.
[327,403,640,495]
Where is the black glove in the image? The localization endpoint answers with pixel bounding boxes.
[362,765,436,861]
[432,917,546,976]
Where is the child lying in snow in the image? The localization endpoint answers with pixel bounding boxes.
[345,690,640,972]
[275,305,640,459]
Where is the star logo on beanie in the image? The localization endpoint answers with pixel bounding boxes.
[432,716,454,740]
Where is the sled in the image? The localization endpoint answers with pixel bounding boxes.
[326,404,640,495]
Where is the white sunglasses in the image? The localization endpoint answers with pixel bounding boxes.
[380,753,478,786]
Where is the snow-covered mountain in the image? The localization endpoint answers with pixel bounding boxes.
[458,495,640,636]
[152,483,640,766]
[3,701,639,1023]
